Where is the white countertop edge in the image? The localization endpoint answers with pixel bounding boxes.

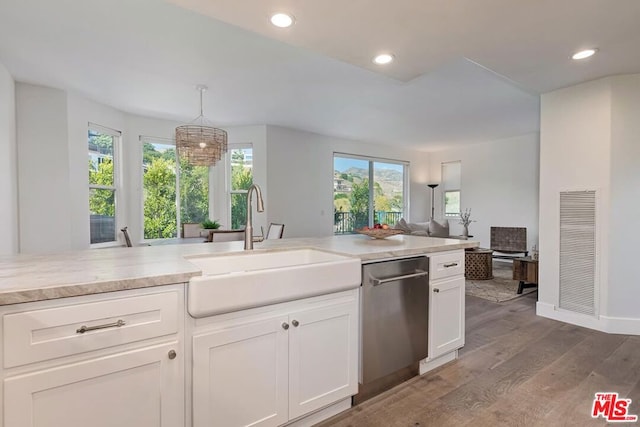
[0,235,479,306]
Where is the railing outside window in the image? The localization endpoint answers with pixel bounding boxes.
[334,211,403,234]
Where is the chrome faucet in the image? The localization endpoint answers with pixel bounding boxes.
[244,183,265,250]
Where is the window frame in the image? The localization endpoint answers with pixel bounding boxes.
[227,144,254,230]
[332,152,410,233]
[140,136,180,241]
[442,161,461,218]
[139,136,214,241]
[88,123,123,248]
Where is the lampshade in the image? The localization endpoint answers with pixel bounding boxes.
[176,85,228,166]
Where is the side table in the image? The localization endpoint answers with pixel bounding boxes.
[512,257,538,294]
[465,248,493,280]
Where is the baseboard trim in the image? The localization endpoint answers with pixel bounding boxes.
[537,302,640,335]
[419,350,458,375]
[600,315,640,335]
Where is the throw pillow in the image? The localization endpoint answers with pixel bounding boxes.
[428,219,450,238]
[407,221,429,233]
[393,218,412,233]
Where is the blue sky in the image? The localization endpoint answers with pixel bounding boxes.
[334,157,403,173]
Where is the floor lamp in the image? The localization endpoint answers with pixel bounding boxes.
[427,184,439,219]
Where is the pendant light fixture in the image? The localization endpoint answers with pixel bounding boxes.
[175,85,228,166]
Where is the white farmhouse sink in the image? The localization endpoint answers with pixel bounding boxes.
[186,249,361,318]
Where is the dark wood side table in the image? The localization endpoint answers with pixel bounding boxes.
[512,257,538,294]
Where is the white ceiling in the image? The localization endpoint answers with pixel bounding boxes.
[0,0,638,150]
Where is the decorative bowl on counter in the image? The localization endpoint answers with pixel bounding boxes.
[355,228,404,239]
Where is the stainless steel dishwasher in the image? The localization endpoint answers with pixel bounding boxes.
[356,255,429,403]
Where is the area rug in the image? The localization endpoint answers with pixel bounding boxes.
[465,261,537,302]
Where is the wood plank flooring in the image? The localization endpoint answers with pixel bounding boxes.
[317,293,640,427]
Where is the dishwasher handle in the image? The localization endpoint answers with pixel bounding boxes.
[371,269,428,286]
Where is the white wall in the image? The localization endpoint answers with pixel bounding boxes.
[16,84,126,253]
[265,125,430,238]
[539,78,612,317]
[539,74,640,334]
[16,83,72,253]
[427,133,540,250]
[608,75,640,319]
[0,63,18,254]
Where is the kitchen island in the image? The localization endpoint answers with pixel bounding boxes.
[0,234,477,427]
[0,234,477,305]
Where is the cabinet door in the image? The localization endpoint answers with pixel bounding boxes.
[429,276,465,359]
[4,342,183,427]
[192,316,289,427]
[288,298,358,420]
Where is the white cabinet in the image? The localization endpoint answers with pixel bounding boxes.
[4,342,183,427]
[0,286,185,427]
[427,250,465,361]
[429,276,465,358]
[288,300,358,419]
[192,315,289,427]
[191,289,359,427]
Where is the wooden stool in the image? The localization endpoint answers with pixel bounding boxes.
[465,248,494,280]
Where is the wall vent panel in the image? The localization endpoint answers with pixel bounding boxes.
[559,191,596,316]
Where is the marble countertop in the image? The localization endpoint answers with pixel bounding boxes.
[0,234,478,306]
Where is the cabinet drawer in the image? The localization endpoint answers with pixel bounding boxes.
[3,291,179,368]
[429,251,464,280]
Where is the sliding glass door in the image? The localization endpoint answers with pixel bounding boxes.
[333,154,407,234]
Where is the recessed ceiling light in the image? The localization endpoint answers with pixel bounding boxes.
[572,48,598,60]
[373,54,394,65]
[270,13,294,28]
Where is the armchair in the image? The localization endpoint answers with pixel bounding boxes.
[490,227,528,259]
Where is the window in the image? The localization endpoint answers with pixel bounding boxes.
[229,146,253,229]
[442,161,461,217]
[141,137,210,239]
[88,124,121,245]
[333,154,408,234]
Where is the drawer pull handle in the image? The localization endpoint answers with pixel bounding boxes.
[76,319,126,334]
[444,262,458,268]
[434,288,440,293]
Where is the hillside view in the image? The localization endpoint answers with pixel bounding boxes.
[333,157,405,232]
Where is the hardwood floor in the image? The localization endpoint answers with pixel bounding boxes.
[318,293,640,427]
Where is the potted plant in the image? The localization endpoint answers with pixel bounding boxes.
[201,219,221,230]
[459,209,476,237]
[200,219,221,239]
